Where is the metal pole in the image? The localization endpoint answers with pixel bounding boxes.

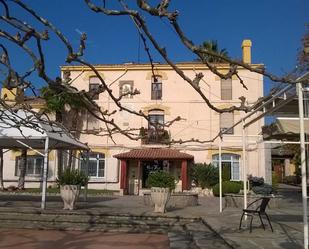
[297,82,308,249]
[242,120,247,211]
[137,160,141,196]
[219,137,222,213]
[41,137,49,210]
[84,150,90,202]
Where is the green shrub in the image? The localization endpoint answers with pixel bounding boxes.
[283,175,299,184]
[248,175,264,187]
[252,183,273,195]
[57,168,89,186]
[190,163,218,188]
[146,170,176,190]
[222,165,231,181]
[212,181,242,196]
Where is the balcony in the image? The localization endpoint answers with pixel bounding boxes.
[140,127,170,145]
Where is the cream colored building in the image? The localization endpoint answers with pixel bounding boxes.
[1,40,271,193]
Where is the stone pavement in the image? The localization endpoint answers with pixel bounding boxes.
[201,184,306,249]
[0,184,306,249]
[0,229,169,249]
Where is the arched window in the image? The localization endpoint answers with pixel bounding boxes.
[212,153,240,180]
[151,75,162,100]
[89,77,100,100]
[148,109,164,130]
[80,152,105,178]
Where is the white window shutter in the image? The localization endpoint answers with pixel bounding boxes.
[221,78,232,100]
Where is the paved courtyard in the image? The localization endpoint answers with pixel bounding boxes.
[0,184,307,249]
[0,229,169,249]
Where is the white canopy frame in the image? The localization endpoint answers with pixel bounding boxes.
[0,110,89,209]
[215,74,309,249]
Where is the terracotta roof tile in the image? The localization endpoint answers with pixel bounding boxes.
[23,97,46,105]
[114,148,194,160]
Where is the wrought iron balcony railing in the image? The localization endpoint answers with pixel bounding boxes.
[140,127,170,144]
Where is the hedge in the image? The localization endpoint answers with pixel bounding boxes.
[212,181,242,197]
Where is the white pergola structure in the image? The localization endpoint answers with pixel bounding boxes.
[0,110,89,209]
[216,73,309,249]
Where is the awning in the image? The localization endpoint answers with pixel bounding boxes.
[0,109,89,210]
[277,118,309,134]
[0,110,88,150]
[114,148,194,160]
[262,118,309,140]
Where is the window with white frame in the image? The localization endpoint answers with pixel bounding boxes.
[15,155,44,176]
[148,109,164,130]
[220,112,234,134]
[89,77,100,100]
[212,153,240,180]
[151,76,162,100]
[80,152,105,178]
[86,111,100,132]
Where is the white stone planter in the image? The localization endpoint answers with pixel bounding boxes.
[60,185,80,210]
[150,187,170,213]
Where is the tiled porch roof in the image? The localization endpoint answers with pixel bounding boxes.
[114,148,194,160]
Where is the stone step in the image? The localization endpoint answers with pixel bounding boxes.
[169,224,198,249]
[185,221,233,249]
[0,211,195,226]
[0,219,169,234]
[0,209,197,234]
[0,208,234,249]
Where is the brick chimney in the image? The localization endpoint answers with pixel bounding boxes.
[241,39,252,64]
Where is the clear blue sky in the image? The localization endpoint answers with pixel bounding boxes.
[5,0,309,95]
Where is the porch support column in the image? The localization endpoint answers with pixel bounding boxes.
[120,159,128,194]
[297,82,308,249]
[41,137,49,210]
[219,137,223,213]
[137,160,141,196]
[181,160,188,191]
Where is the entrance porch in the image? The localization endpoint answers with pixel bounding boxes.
[114,148,194,195]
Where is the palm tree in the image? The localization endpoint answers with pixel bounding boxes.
[198,40,229,63]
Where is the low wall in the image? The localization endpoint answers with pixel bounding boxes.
[144,192,198,208]
[225,194,282,209]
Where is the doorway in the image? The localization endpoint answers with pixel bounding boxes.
[142,160,163,188]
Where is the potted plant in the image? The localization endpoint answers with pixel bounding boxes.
[57,168,88,210]
[146,170,176,213]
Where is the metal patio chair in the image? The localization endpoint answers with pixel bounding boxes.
[239,197,273,233]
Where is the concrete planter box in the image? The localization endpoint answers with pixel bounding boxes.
[225,194,282,209]
[144,192,198,208]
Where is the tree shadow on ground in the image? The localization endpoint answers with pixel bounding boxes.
[279,241,303,249]
[271,214,303,223]
[0,229,169,249]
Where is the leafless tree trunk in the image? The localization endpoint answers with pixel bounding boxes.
[67,149,73,170]
[56,111,63,176]
[67,108,81,170]
[17,149,27,189]
[0,149,4,190]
